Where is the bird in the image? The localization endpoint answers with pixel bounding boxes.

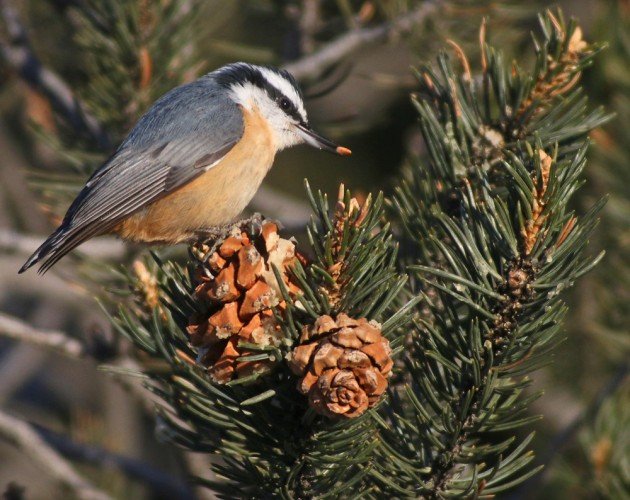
[20,62,351,274]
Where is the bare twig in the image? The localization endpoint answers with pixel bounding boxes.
[0,410,112,500]
[284,1,440,81]
[0,311,161,412]
[0,311,86,358]
[33,423,194,499]
[0,0,110,149]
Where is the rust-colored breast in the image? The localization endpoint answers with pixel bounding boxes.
[115,106,276,244]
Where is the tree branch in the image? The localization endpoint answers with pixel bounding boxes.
[0,0,110,149]
[0,311,161,412]
[0,410,112,500]
[0,312,182,493]
[33,423,194,499]
[284,1,440,81]
[0,311,86,358]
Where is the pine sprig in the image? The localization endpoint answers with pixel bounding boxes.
[406,9,608,200]
[290,181,411,338]
[106,182,411,497]
[381,10,608,497]
[72,0,205,137]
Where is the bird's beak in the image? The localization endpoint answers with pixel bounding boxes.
[296,124,352,156]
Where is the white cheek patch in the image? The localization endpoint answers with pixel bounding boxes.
[228,82,303,151]
[228,82,280,125]
[228,82,258,110]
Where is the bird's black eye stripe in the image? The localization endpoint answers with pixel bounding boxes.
[274,94,301,121]
[216,63,304,121]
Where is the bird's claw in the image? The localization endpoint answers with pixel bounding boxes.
[193,213,265,247]
[236,212,264,235]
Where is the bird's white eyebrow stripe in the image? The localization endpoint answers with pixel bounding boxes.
[257,67,307,121]
[214,63,307,122]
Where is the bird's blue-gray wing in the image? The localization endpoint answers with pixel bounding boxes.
[69,79,244,226]
[22,78,244,273]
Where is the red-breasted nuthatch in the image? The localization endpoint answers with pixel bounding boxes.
[20,62,351,274]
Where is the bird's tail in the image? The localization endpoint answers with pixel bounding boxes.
[19,224,92,274]
[19,226,67,274]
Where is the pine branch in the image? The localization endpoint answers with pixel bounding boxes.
[69,0,207,135]
[107,183,413,496]
[0,410,112,500]
[380,10,609,496]
[7,2,617,498]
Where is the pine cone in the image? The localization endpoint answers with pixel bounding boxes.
[288,313,393,419]
[187,221,298,383]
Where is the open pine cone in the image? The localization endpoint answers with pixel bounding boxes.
[187,221,298,383]
[288,313,393,419]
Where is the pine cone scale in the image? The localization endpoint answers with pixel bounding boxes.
[236,244,263,289]
[311,342,344,375]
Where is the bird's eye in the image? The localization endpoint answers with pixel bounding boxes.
[279,98,291,111]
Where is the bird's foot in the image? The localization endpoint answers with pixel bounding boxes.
[193,213,265,254]
[232,212,264,235]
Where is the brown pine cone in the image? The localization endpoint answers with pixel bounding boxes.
[288,313,393,419]
[186,221,299,383]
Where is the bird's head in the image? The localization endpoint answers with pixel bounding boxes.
[215,62,351,156]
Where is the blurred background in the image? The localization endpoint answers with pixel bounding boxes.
[0,0,627,498]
